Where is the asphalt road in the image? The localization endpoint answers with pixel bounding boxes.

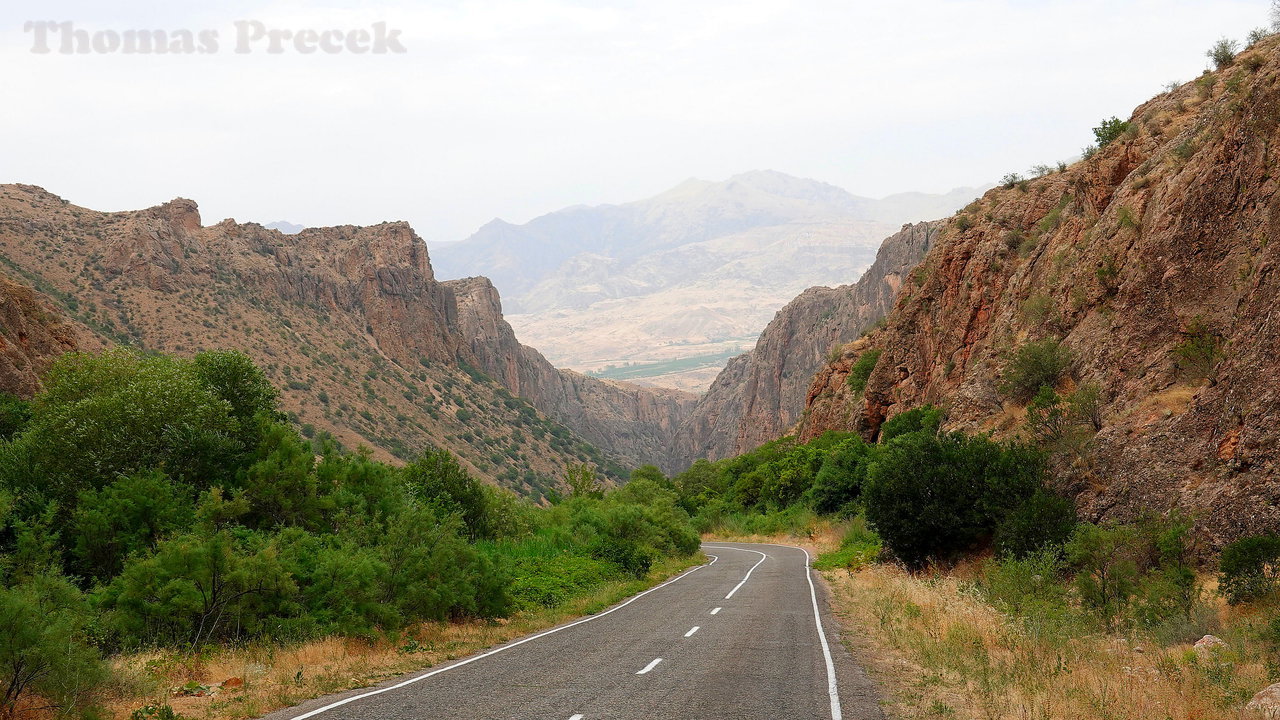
[263,542,883,720]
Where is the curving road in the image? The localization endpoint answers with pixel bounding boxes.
[262,542,883,720]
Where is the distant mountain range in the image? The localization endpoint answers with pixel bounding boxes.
[431,171,982,390]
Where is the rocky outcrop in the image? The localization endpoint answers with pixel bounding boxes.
[670,221,936,466]
[445,276,697,472]
[797,37,1280,546]
[0,276,80,397]
[0,184,675,492]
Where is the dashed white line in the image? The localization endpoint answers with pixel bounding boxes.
[703,545,768,599]
[636,658,663,675]
[732,541,844,720]
[286,562,711,720]
[568,715,584,720]
[710,606,721,615]
[684,626,700,637]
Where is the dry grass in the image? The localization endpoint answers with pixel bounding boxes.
[81,555,700,720]
[821,562,1277,720]
[702,522,844,555]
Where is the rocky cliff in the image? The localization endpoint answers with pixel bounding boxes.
[0,275,84,397]
[445,276,697,472]
[798,38,1280,545]
[670,221,936,466]
[0,184,676,495]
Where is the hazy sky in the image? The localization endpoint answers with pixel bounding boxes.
[0,0,1267,243]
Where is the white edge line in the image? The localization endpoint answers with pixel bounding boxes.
[801,545,843,720]
[684,626,700,637]
[703,544,767,599]
[288,561,710,719]
[636,657,663,675]
[705,542,843,720]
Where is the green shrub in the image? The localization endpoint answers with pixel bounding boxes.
[1219,534,1280,604]
[590,536,652,578]
[1093,117,1132,148]
[1001,173,1024,189]
[402,448,492,539]
[846,349,882,397]
[808,437,875,514]
[863,432,1043,568]
[813,517,882,570]
[1000,339,1074,402]
[1173,318,1223,381]
[994,490,1077,559]
[1207,37,1239,69]
[879,405,944,443]
[0,393,30,441]
[0,575,108,716]
[1065,522,1141,631]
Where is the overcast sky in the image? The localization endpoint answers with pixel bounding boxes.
[0,0,1267,243]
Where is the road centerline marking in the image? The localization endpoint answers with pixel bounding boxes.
[704,544,767,599]
[684,626,700,637]
[568,715,584,720]
[285,561,711,719]
[710,606,721,615]
[636,658,663,675]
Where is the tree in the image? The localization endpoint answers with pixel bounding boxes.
[1000,339,1074,403]
[879,405,944,443]
[402,448,492,539]
[0,576,107,718]
[565,463,603,499]
[71,470,194,582]
[1066,523,1142,632]
[1219,534,1280,604]
[1092,117,1132,148]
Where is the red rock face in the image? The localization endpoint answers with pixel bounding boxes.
[669,221,937,467]
[0,276,81,397]
[798,39,1280,545]
[444,276,697,472]
[0,183,698,484]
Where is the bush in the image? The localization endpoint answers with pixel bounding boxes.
[1173,318,1223,381]
[0,575,108,716]
[994,489,1077,559]
[812,517,882,570]
[590,535,652,578]
[1219,534,1280,604]
[809,438,875,514]
[879,405,943,443]
[401,448,492,539]
[1207,37,1239,69]
[0,393,29,441]
[1000,339,1074,402]
[1093,117,1132,148]
[845,349,882,397]
[863,432,1043,568]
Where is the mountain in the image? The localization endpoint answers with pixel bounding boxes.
[265,220,304,234]
[669,221,937,466]
[0,185,693,494]
[796,38,1280,545]
[432,171,980,390]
